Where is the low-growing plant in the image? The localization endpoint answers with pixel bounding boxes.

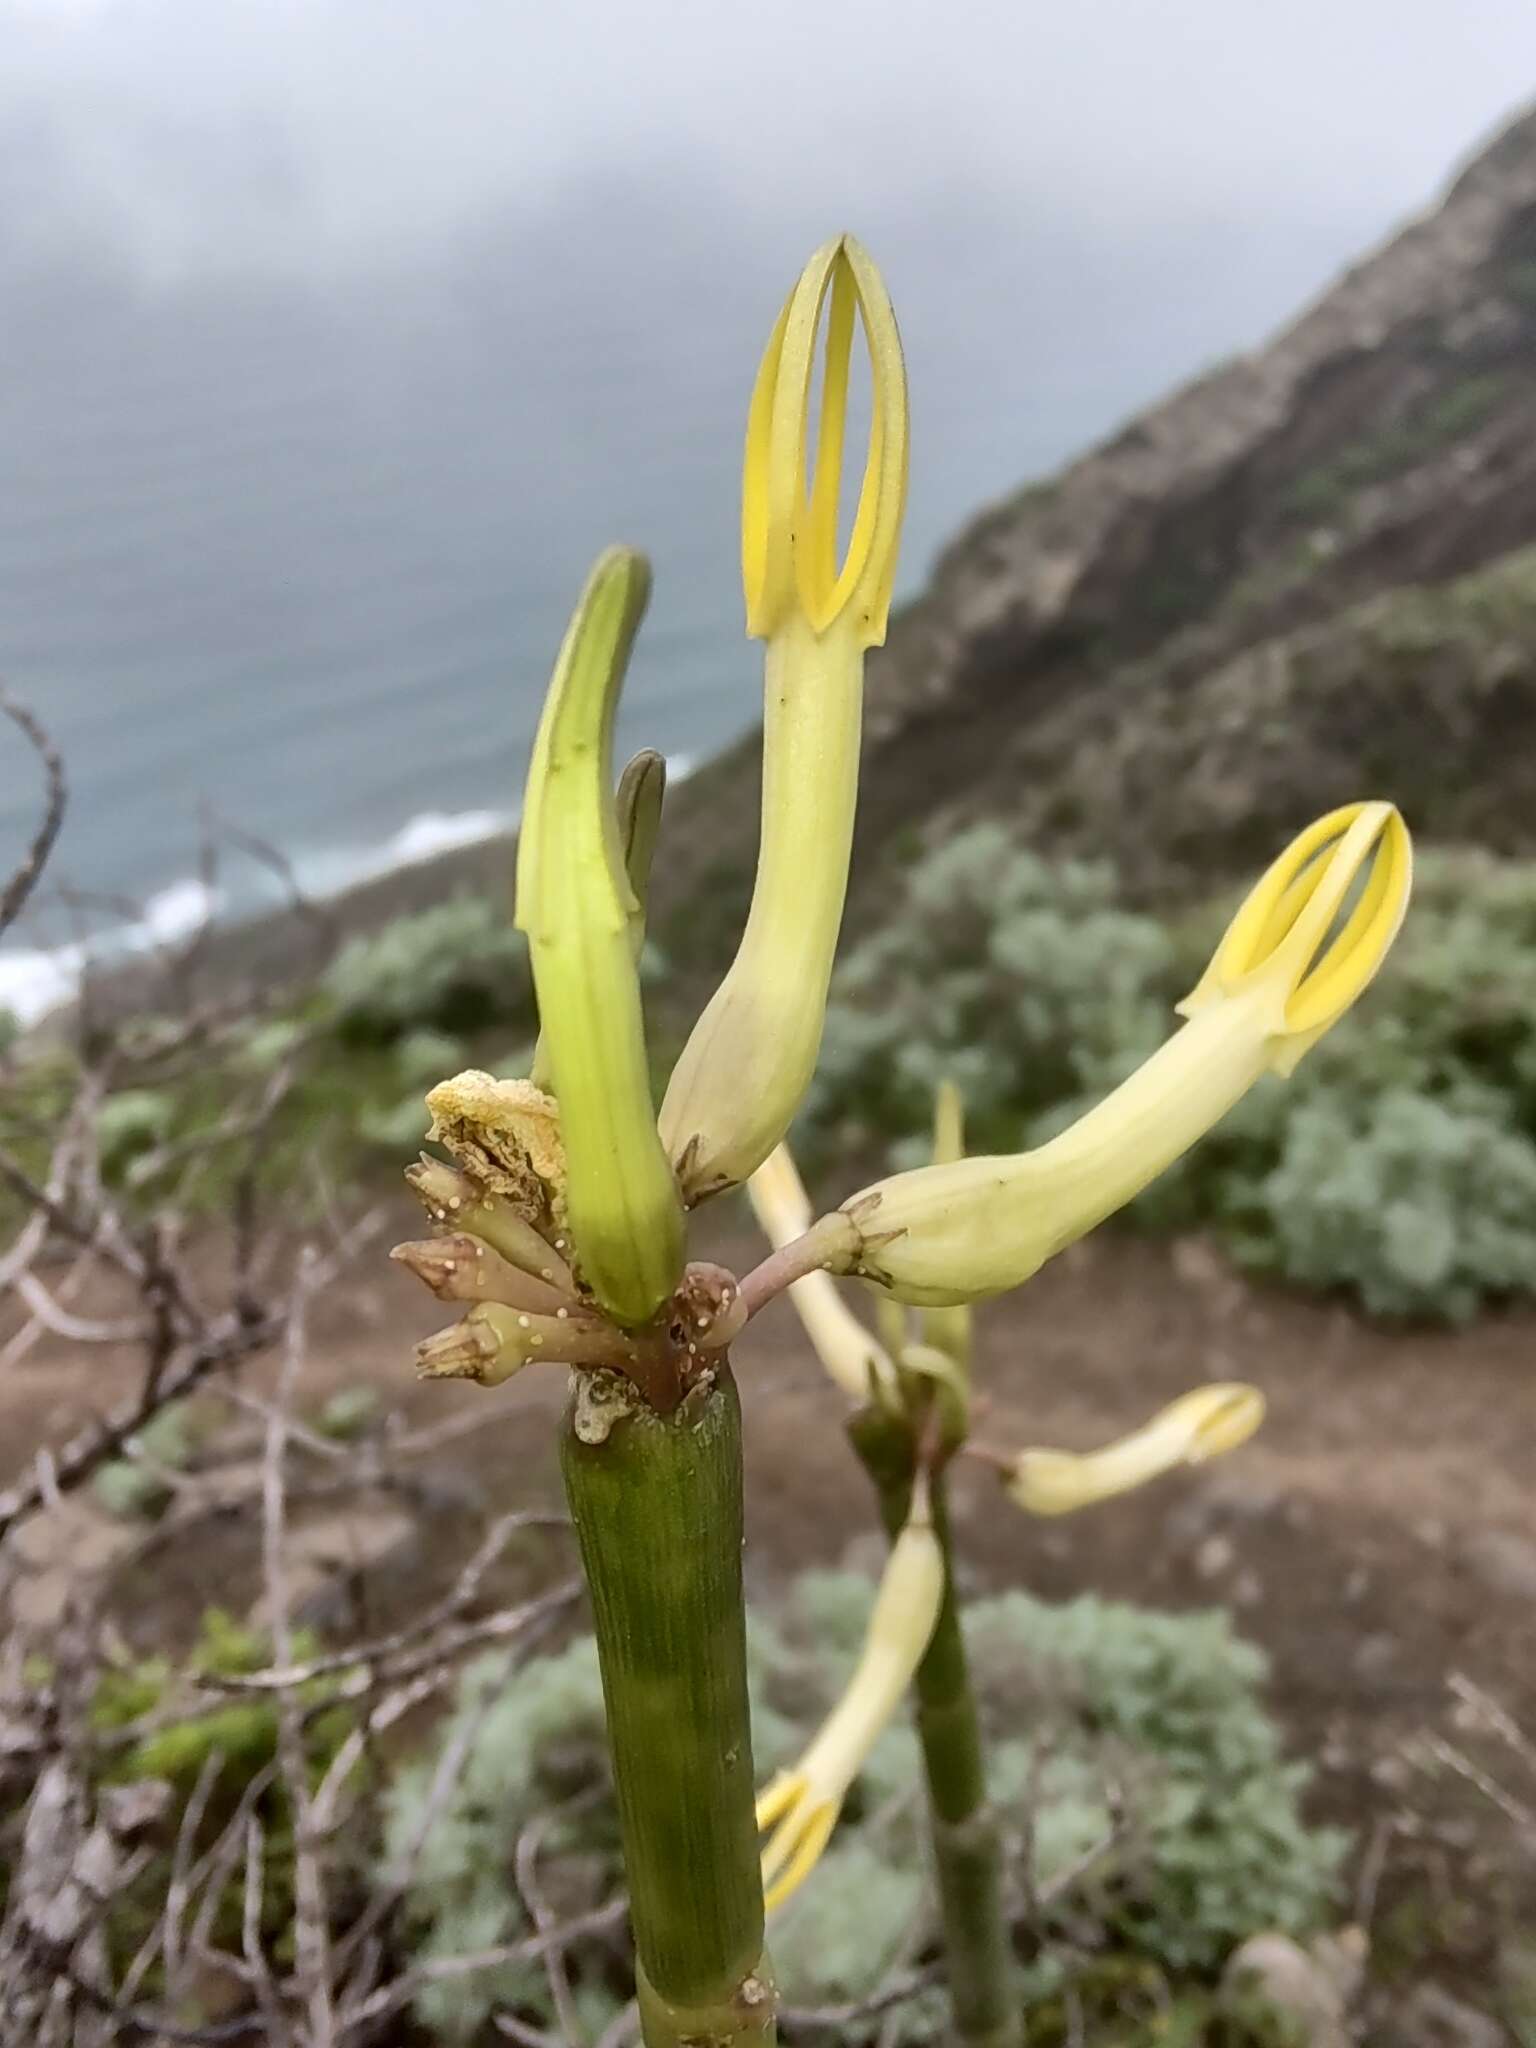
[324,895,535,1044]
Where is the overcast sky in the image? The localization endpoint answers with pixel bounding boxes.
[4,0,1536,278]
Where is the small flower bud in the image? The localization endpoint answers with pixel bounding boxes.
[403,1155,576,1293]
[414,1300,635,1387]
[389,1234,576,1316]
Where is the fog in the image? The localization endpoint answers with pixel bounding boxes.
[4,0,1536,278]
[2,0,1535,954]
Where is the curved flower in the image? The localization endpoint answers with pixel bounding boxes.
[1005,1382,1266,1515]
[661,238,910,1204]
[515,550,685,1326]
[838,803,1412,1306]
[756,1488,944,1910]
[746,1145,898,1405]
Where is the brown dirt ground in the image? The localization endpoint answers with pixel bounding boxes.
[5,1199,1535,2029]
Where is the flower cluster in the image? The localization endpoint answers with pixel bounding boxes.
[392,234,1412,1914]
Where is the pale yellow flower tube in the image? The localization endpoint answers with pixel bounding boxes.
[746,1144,898,1404]
[661,237,909,1203]
[1007,1382,1265,1515]
[756,1486,944,1910]
[840,802,1412,1307]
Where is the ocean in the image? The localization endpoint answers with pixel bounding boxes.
[0,183,1374,1023]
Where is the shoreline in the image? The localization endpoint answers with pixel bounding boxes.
[36,829,523,1029]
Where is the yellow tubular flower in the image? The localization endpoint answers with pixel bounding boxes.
[661,237,909,1203]
[840,802,1412,1306]
[1006,1382,1266,1515]
[515,551,685,1327]
[756,1487,944,1910]
[747,1145,898,1405]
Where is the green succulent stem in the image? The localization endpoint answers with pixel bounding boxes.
[560,1364,776,2048]
[848,1409,1021,2048]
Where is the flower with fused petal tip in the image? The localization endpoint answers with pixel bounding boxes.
[741,235,909,647]
[515,550,685,1327]
[746,1145,898,1405]
[661,238,910,1205]
[837,802,1412,1307]
[756,1487,943,1910]
[1006,1382,1265,1516]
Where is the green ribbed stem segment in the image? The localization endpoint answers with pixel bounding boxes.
[560,1364,775,2048]
[848,1410,1021,2048]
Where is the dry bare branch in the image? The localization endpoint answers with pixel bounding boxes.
[0,682,66,939]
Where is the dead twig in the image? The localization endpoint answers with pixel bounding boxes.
[0,682,66,939]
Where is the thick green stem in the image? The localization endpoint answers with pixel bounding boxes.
[849,1410,1021,2048]
[560,1364,776,2048]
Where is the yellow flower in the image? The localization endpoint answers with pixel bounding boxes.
[838,802,1411,1306]
[515,550,685,1327]
[661,238,910,1204]
[756,1489,943,1911]
[1006,1382,1265,1515]
[746,1145,898,1405]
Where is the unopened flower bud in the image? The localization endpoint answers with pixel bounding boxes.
[515,551,685,1326]
[390,1234,576,1316]
[415,1300,632,1387]
[404,1155,576,1293]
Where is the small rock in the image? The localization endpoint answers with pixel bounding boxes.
[1195,1532,1235,1580]
[1220,1931,1352,2046]
[1353,1631,1399,1679]
[1398,1982,1506,2048]
[98,1780,173,1836]
[1462,1528,1536,1602]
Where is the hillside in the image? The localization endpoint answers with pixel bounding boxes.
[72,103,1536,1026]
[656,102,1536,963]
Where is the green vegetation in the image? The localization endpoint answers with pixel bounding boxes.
[805,829,1536,1319]
[87,1608,357,1982]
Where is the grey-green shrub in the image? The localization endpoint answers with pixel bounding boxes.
[804,829,1536,1318]
[808,826,1178,1165]
[1250,1087,1536,1320]
[324,896,534,1043]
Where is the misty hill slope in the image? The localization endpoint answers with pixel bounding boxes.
[658,103,1536,960]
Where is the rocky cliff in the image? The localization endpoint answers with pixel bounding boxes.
[657,102,1536,966]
